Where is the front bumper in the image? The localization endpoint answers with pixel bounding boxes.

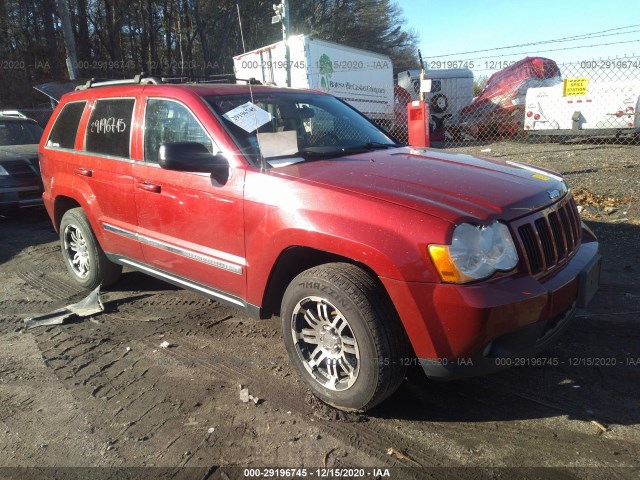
[0,159,44,209]
[419,301,577,380]
[381,238,601,379]
[0,185,43,209]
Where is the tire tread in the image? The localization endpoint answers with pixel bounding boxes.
[60,208,122,289]
[286,262,409,411]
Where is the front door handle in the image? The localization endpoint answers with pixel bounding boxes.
[136,181,161,193]
[74,167,93,177]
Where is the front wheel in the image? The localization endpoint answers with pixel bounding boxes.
[281,263,408,411]
[59,208,122,289]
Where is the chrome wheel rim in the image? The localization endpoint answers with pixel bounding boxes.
[63,224,90,279]
[291,296,360,391]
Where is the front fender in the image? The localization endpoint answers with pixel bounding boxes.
[243,170,449,307]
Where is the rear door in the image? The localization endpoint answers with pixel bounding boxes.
[132,96,247,304]
[76,96,143,260]
[41,100,86,214]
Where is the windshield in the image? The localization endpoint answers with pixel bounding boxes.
[0,120,43,146]
[206,92,399,167]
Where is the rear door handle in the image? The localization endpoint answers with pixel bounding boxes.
[74,167,93,177]
[136,181,161,193]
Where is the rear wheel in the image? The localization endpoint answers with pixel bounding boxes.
[281,263,408,411]
[59,208,122,289]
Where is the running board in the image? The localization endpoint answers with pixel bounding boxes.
[105,254,251,312]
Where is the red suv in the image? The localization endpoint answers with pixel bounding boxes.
[39,76,601,411]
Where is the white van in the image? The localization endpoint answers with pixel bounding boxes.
[397,69,474,130]
[524,80,640,137]
[233,35,394,125]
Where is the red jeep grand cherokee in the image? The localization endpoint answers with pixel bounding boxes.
[39,76,601,411]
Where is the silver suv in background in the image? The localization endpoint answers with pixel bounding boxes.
[0,114,45,212]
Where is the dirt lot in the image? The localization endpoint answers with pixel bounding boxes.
[0,141,639,480]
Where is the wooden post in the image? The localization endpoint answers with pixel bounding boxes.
[56,0,79,80]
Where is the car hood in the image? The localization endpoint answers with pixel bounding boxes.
[270,146,568,223]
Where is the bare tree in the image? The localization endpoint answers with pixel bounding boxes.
[0,0,419,106]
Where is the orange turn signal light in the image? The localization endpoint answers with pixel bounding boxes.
[427,245,472,284]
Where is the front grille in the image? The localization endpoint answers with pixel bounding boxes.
[514,195,581,276]
[2,159,39,185]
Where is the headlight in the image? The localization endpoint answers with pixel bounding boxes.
[428,222,519,283]
[0,165,9,176]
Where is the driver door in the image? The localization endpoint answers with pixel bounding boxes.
[132,97,247,303]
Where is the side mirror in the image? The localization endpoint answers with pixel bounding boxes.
[159,142,228,172]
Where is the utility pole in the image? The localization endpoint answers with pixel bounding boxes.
[418,49,425,102]
[272,0,291,87]
[56,0,79,80]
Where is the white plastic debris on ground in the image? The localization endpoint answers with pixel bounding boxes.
[239,384,261,404]
[23,286,104,330]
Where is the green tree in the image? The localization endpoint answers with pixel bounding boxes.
[290,0,420,72]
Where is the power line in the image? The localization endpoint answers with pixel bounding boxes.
[468,54,640,72]
[429,24,640,58]
[463,38,640,62]
[431,25,640,58]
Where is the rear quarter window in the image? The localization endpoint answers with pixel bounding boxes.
[46,101,86,149]
[85,98,135,158]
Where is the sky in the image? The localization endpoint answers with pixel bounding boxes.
[398,0,640,76]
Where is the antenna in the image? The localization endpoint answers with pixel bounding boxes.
[236,3,246,54]
[236,3,267,173]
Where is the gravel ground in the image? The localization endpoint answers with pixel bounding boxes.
[0,141,639,480]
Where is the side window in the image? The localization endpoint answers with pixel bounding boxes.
[47,102,86,149]
[144,99,213,163]
[85,98,135,158]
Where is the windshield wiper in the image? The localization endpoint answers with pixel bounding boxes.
[295,142,402,161]
[294,148,338,159]
[340,142,403,152]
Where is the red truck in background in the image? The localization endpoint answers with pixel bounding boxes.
[446,57,562,140]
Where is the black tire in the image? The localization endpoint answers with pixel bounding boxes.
[59,208,122,289]
[432,115,446,132]
[430,93,448,114]
[281,263,408,411]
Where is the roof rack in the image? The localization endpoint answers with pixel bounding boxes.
[75,73,262,90]
[75,73,162,90]
[160,74,262,85]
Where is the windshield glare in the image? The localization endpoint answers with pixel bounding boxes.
[0,120,43,146]
[206,92,395,165]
